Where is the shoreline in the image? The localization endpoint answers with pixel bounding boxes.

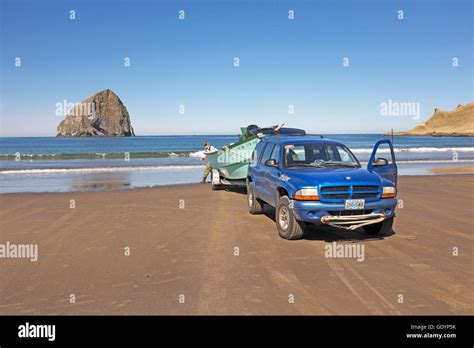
[2,166,474,195]
[0,172,473,197]
[0,181,202,196]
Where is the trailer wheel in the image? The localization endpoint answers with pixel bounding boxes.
[211,183,223,190]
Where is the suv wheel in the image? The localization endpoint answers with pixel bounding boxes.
[363,217,394,235]
[276,196,305,240]
[247,183,264,214]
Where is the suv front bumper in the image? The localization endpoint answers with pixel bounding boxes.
[321,213,385,230]
[291,198,397,229]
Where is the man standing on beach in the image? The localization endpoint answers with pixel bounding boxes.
[200,141,217,184]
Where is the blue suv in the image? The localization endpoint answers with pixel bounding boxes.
[246,136,398,240]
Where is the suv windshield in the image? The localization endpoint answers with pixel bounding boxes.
[283,143,360,168]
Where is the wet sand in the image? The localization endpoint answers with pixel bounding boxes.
[430,166,474,175]
[0,175,473,315]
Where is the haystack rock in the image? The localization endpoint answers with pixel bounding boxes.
[57,89,135,137]
[389,102,474,137]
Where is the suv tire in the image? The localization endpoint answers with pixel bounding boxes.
[247,183,264,214]
[276,196,305,240]
[363,216,394,235]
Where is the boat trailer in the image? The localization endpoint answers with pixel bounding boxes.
[211,169,246,188]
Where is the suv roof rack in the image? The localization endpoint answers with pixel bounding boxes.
[250,127,306,137]
[305,134,324,138]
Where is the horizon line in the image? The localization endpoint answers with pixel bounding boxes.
[0,132,393,138]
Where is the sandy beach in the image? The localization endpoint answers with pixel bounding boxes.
[0,175,472,315]
[430,166,474,175]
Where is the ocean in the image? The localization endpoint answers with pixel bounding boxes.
[1,134,473,193]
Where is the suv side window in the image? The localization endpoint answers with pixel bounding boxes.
[270,144,280,163]
[260,143,275,164]
[256,143,267,163]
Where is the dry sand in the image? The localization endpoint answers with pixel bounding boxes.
[0,175,473,315]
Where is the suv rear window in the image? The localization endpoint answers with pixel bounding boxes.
[251,142,265,164]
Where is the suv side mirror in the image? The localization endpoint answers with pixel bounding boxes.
[265,159,278,167]
[373,157,389,166]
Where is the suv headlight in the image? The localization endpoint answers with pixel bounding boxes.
[382,186,397,198]
[294,188,319,201]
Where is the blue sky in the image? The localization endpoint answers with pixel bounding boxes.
[0,0,472,136]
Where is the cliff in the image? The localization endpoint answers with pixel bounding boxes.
[389,102,474,137]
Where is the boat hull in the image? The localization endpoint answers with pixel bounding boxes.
[206,137,260,180]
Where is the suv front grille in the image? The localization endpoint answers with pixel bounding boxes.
[352,192,379,199]
[353,185,379,191]
[319,184,381,202]
[320,186,349,192]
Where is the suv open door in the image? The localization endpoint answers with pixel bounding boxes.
[368,139,397,185]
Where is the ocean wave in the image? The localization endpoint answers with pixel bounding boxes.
[0,151,189,160]
[2,146,473,160]
[360,159,474,164]
[189,150,205,158]
[1,160,473,176]
[351,147,474,154]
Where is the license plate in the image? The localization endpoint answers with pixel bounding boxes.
[344,199,365,210]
